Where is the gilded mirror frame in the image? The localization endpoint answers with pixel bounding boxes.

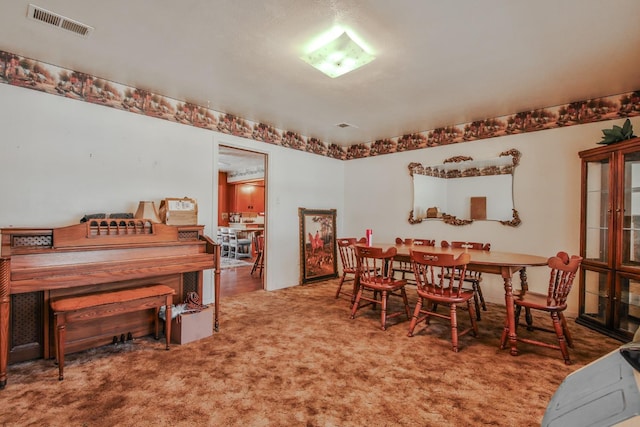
[408,149,522,226]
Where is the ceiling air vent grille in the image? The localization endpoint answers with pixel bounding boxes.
[27,4,93,37]
[336,123,359,129]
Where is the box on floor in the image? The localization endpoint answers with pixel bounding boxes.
[170,305,213,345]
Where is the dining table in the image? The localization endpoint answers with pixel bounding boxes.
[358,242,549,356]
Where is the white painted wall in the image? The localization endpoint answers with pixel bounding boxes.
[0,83,345,302]
[2,81,639,315]
[344,117,640,315]
[0,85,215,227]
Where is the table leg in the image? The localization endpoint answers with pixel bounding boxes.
[500,269,519,356]
[519,267,533,327]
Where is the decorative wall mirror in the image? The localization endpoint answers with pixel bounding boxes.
[408,149,521,226]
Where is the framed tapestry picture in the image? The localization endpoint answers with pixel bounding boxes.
[299,208,338,284]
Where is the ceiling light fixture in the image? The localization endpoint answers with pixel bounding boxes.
[300,28,375,78]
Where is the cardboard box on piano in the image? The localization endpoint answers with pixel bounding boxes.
[159,197,198,225]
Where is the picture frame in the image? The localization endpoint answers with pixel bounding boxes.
[299,207,338,284]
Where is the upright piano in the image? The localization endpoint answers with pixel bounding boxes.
[0,219,220,388]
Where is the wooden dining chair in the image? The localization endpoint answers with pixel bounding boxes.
[392,238,435,284]
[501,251,582,364]
[351,245,410,330]
[335,237,366,299]
[413,239,435,246]
[408,250,478,352]
[441,240,490,320]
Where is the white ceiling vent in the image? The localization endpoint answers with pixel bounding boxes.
[336,122,359,129]
[27,4,93,37]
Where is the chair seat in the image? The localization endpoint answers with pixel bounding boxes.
[363,277,407,291]
[417,288,475,304]
[229,230,252,259]
[514,291,567,311]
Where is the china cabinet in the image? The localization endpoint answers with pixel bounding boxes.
[578,137,640,341]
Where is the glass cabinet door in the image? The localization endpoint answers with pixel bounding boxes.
[585,159,610,263]
[618,274,640,335]
[621,152,640,267]
[581,268,609,326]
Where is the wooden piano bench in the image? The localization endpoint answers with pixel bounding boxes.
[50,284,175,381]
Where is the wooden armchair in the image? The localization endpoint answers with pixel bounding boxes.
[335,237,366,299]
[501,251,582,364]
[408,250,478,352]
[392,237,435,283]
[351,245,410,330]
[229,229,252,259]
[413,239,435,247]
[441,240,490,320]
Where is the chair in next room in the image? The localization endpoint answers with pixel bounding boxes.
[251,232,265,277]
[219,227,230,257]
[229,229,252,259]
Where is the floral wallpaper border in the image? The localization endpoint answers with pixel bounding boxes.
[1,49,639,160]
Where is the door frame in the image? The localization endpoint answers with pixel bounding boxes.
[217,144,267,289]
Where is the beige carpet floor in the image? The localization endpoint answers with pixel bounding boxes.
[0,279,623,426]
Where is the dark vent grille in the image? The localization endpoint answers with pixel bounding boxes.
[13,234,52,248]
[27,4,93,37]
[182,272,198,296]
[178,230,199,241]
[32,7,61,26]
[12,292,43,347]
[61,19,91,36]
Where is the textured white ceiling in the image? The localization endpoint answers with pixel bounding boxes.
[1,0,639,147]
[218,145,265,174]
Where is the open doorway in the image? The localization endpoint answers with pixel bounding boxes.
[217,145,266,297]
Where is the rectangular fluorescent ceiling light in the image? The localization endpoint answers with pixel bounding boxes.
[301,30,375,78]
